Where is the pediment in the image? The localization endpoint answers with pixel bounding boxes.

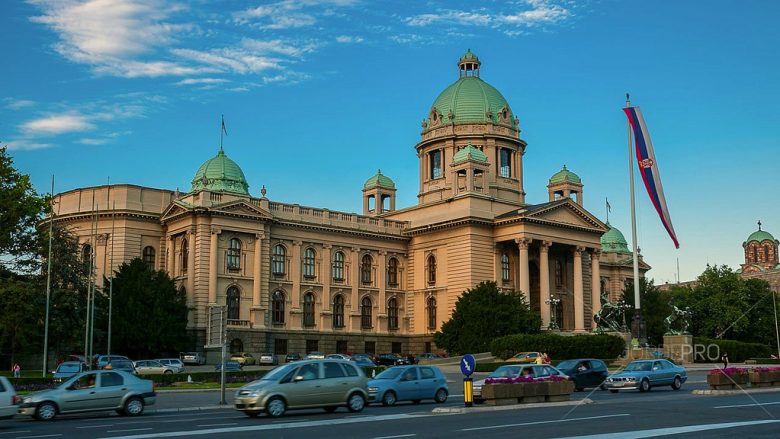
[211,200,272,220]
[161,201,193,222]
[515,199,608,232]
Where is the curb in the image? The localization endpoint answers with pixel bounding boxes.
[431,398,593,414]
[149,405,233,413]
[692,387,780,396]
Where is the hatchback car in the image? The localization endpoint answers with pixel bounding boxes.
[368,365,448,406]
[414,352,442,363]
[326,354,351,360]
[134,360,175,375]
[96,355,130,369]
[0,376,19,420]
[285,353,302,363]
[180,352,206,365]
[18,370,155,421]
[52,361,88,383]
[473,364,568,402]
[604,359,687,393]
[305,352,326,360]
[258,353,278,366]
[506,352,543,363]
[230,353,256,365]
[156,358,185,373]
[235,359,368,418]
[555,359,609,391]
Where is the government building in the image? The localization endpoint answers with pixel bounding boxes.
[50,51,648,357]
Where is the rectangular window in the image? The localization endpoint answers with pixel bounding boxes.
[391,342,402,354]
[336,340,348,354]
[274,339,288,355]
[306,339,319,354]
[500,148,512,178]
[429,150,442,179]
[364,341,376,355]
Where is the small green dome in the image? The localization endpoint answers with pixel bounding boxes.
[364,170,395,190]
[191,149,249,195]
[549,165,581,185]
[459,49,480,63]
[601,223,631,254]
[453,143,488,164]
[747,229,775,243]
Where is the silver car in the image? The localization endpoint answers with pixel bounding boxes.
[234,359,368,418]
[134,360,176,375]
[156,358,185,373]
[0,376,19,420]
[18,370,156,421]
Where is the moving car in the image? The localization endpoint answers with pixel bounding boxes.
[180,352,206,365]
[96,355,130,369]
[0,376,19,420]
[350,356,377,368]
[230,353,256,366]
[473,364,568,402]
[368,365,448,406]
[234,359,368,418]
[604,359,687,393]
[52,361,88,383]
[134,360,176,375]
[258,353,278,366]
[285,353,302,363]
[104,359,137,374]
[555,359,609,391]
[215,361,243,372]
[156,358,185,373]
[375,354,410,366]
[305,352,326,360]
[18,370,155,421]
[506,352,543,364]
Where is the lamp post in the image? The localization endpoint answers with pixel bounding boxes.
[545,294,561,330]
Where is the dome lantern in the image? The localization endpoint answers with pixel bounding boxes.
[458,49,481,78]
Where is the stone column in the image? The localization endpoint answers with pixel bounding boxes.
[166,236,174,275]
[187,228,195,300]
[539,241,552,329]
[208,227,220,305]
[322,244,332,311]
[378,250,387,330]
[351,247,360,329]
[573,246,585,333]
[591,249,602,324]
[516,238,531,296]
[253,233,263,307]
[291,241,302,309]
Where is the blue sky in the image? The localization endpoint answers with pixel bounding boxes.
[3,0,779,285]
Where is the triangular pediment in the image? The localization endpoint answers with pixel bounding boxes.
[211,200,272,220]
[161,200,193,222]
[501,199,608,232]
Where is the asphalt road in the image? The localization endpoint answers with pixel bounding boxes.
[3,369,779,438]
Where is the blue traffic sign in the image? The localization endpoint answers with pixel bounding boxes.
[460,354,476,377]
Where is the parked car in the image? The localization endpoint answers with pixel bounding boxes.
[555,359,609,391]
[350,356,377,368]
[0,376,19,420]
[215,361,243,372]
[156,358,185,373]
[234,359,368,418]
[604,359,687,393]
[230,353,256,366]
[375,354,410,366]
[506,352,543,364]
[285,353,302,363]
[368,365,448,406]
[96,355,130,369]
[305,352,326,360]
[473,364,568,402]
[104,359,137,375]
[326,354,351,360]
[134,360,175,375]
[18,370,156,421]
[180,352,206,365]
[414,353,442,363]
[258,353,278,366]
[52,361,88,383]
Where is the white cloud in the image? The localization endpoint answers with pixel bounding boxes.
[4,139,53,151]
[94,60,214,78]
[403,0,572,31]
[4,99,36,109]
[77,137,108,145]
[241,39,320,57]
[176,78,229,86]
[22,114,95,135]
[335,35,363,44]
[172,48,280,75]
[405,11,491,27]
[235,0,357,29]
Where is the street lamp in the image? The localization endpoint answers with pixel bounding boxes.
[545,294,561,330]
[616,299,632,332]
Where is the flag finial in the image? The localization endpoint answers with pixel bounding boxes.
[758,220,762,231]
[625,93,631,107]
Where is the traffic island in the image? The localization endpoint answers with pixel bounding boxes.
[748,368,780,387]
[481,380,575,406]
[433,397,592,414]
[706,368,749,390]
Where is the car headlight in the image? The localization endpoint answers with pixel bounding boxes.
[627,377,636,381]
[368,387,378,392]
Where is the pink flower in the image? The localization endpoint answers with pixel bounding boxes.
[709,367,749,376]
[752,367,780,373]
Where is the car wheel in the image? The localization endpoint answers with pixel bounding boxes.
[434,388,448,403]
[164,370,173,374]
[639,379,651,392]
[609,389,618,393]
[347,392,366,412]
[124,397,144,416]
[381,391,397,406]
[35,402,57,421]
[671,376,682,390]
[266,397,286,418]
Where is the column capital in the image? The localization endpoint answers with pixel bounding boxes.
[540,240,552,252]
[351,247,360,253]
[322,243,332,249]
[574,245,586,255]
[210,226,221,235]
[591,248,601,259]
[255,232,265,240]
[292,240,302,247]
[187,226,197,235]
[515,237,532,249]
[378,250,387,256]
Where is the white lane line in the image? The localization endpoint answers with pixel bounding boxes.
[271,418,309,424]
[0,431,30,436]
[16,435,62,439]
[373,434,416,439]
[107,428,154,433]
[714,401,780,409]
[552,419,780,438]
[77,425,114,429]
[196,423,238,427]
[460,414,630,432]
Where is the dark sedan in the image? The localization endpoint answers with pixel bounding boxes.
[555,359,609,391]
[375,354,410,366]
[215,361,243,372]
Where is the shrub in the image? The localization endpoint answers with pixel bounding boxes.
[490,333,625,361]
[692,337,771,363]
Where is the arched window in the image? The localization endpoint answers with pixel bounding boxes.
[82,244,92,272]
[500,148,512,178]
[426,296,437,330]
[181,238,189,274]
[752,245,758,263]
[303,292,315,327]
[227,238,241,270]
[361,296,372,329]
[227,286,240,320]
[555,260,563,288]
[230,338,243,354]
[303,248,316,278]
[501,253,510,282]
[361,254,373,285]
[333,295,345,328]
[387,257,398,287]
[332,251,345,281]
[272,290,285,324]
[142,246,155,271]
[388,297,398,330]
[272,244,286,275]
[427,255,437,285]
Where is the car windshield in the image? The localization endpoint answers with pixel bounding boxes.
[624,362,652,372]
[57,364,81,373]
[490,365,522,378]
[261,364,297,381]
[374,368,404,380]
[556,360,577,370]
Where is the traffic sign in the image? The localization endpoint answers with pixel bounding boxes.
[460,354,476,377]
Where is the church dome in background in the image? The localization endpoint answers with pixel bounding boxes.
[746,229,775,243]
[191,149,249,195]
[601,223,631,254]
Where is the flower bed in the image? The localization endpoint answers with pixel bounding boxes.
[707,368,749,390]
[481,376,574,405]
[749,367,780,387]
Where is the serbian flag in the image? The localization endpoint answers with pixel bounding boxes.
[623,106,680,249]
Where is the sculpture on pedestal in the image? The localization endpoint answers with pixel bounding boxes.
[664,303,692,335]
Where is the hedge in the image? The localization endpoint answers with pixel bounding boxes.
[692,338,771,363]
[490,333,625,361]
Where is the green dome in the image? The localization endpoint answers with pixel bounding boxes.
[364,170,395,190]
[452,143,488,164]
[190,149,249,195]
[747,229,775,243]
[549,165,581,185]
[459,49,479,62]
[429,68,513,126]
[601,223,631,254]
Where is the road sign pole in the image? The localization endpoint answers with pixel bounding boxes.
[463,377,473,407]
[460,353,476,407]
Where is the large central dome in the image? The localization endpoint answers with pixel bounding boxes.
[190,149,249,195]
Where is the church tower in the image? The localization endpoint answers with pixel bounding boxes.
[741,222,779,273]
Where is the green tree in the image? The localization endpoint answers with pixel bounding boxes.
[110,258,189,358]
[621,277,671,346]
[434,281,541,355]
[688,265,751,339]
[0,272,43,364]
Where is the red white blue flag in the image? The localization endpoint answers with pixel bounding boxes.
[623,106,680,249]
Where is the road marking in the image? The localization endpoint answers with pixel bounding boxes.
[107,428,154,433]
[714,401,780,409]
[373,435,416,439]
[271,418,308,423]
[196,423,238,427]
[16,435,62,439]
[0,432,30,436]
[77,425,114,429]
[460,414,630,431]
[552,419,780,438]
[99,413,431,438]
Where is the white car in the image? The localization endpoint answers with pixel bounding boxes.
[305,352,326,360]
[156,358,185,373]
[258,353,278,365]
[134,360,176,374]
[0,376,19,420]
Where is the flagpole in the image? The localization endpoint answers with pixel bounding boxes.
[108,185,115,356]
[85,192,95,366]
[42,175,54,378]
[626,93,645,344]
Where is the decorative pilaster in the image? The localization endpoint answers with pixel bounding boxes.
[322,244,332,311]
[253,233,264,307]
[591,249,602,324]
[186,228,195,304]
[291,241,302,309]
[539,241,552,329]
[573,246,585,333]
[208,227,220,305]
[378,250,387,328]
[166,236,174,275]
[351,247,360,329]
[516,238,531,295]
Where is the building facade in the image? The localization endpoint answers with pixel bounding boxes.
[50,51,648,357]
